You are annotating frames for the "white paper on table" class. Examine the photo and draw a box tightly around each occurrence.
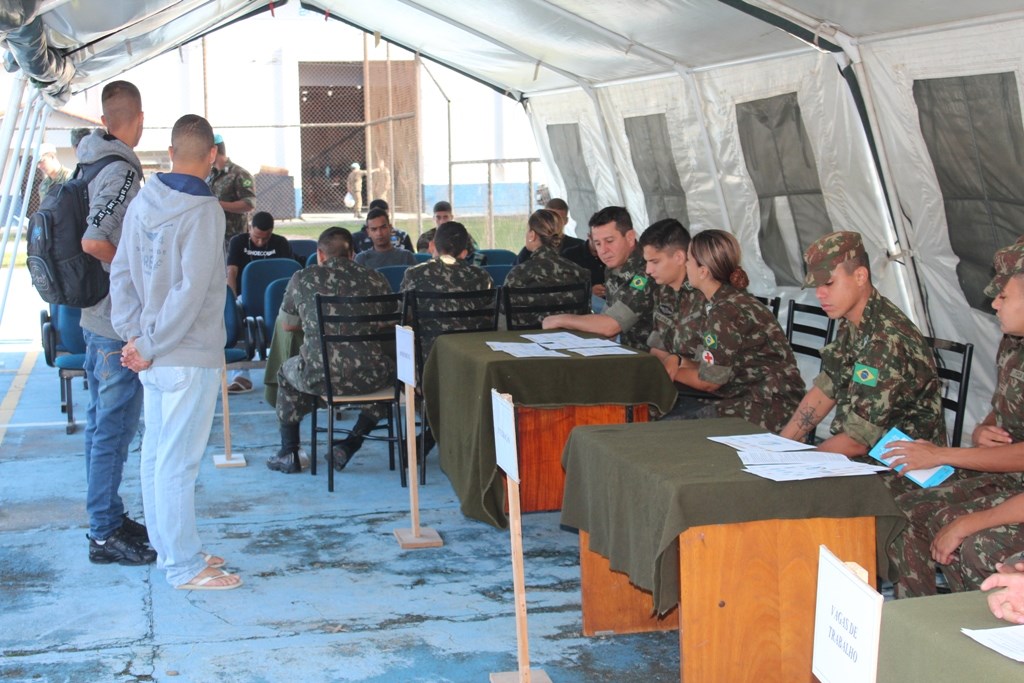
[485,342,569,358]
[737,450,850,466]
[708,433,817,452]
[521,332,618,349]
[962,624,1024,663]
[742,461,887,482]
[569,346,637,356]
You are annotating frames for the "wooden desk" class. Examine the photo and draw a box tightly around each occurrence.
[422,330,677,528]
[878,591,1021,682]
[561,418,907,683]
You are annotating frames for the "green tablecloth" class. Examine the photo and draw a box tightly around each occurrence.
[560,417,907,615]
[879,590,1022,682]
[262,318,303,407]
[422,330,677,529]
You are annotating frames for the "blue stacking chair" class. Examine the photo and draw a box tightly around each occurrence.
[288,239,317,267]
[41,305,87,434]
[484,264,513,286]
[477,248,517,265]
[240,258,300,359]
[263,278,290,339]
[376,264,411,292]
[224,286,250,366]
[306,252,318,267]
[413,252,431,263]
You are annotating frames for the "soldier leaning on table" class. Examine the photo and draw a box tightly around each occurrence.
[885,243,1024,598]
[542,206,655,350]
[777,231,945,496]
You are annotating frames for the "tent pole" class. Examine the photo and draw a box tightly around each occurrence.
[0,75,29,224]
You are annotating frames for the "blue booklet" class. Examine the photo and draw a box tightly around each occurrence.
[868,427,955,488]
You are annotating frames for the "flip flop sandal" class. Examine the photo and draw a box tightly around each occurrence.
[176,568,243,591]
[227,380,253,394]
[203,553,225,568]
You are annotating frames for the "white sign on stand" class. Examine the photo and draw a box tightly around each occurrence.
[396,324,416,388]
[491,388,519,483]
[812,545,883,683]
[393,325,442,550]
[489,390,552,683]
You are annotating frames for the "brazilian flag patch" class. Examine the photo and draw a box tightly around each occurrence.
[703,333,718,349]
[853,363,879,387]
[629,274,649,291]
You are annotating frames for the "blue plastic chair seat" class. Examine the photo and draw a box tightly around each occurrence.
[54,354,85,370]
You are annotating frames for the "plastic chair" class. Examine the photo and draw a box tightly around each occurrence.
[306,252,318,267]
[502,281,591,330]
[263,277,290,338]
[478,249,517,266]
[484,264,513,286]
[404,288,500,484]
[414,252,431,263]
[239,258,300,359]
[312,292,407,492]
[224,285,250,365]
[41,304,87,434]
[376,264,410,293]
[288,239,317,267]
[925,337,974,446]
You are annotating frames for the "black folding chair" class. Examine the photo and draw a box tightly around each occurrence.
[404,288,500,484]
[925,336,974,446]
[312,292,406,492]
[753,295,782,319]
[501,281,591,330]
[785,300,837,367]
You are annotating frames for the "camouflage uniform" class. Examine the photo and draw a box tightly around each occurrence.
[276,257,395,427]
[649,282,703,358]
[683,285,804,432]
[207,159,255,244]
[503,245,591,328]
[816,288,946,449]
[37,166,71,201]
[400,256,493,363]
[604,244,656,351]
[889,335,1024,597]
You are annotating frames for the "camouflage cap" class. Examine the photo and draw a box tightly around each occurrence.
[802,231,867,288]
[984,243,1024,297]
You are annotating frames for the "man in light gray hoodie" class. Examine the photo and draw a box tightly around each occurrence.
[111,114,241,591]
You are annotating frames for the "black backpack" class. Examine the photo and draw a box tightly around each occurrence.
[26,154,128,307]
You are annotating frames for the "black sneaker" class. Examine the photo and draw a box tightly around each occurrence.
[88,529,157,566]
[119,514,150,544]
[267,447,301,474]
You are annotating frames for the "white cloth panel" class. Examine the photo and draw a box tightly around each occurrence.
[527,89,619,239]
[860,20,1024,439]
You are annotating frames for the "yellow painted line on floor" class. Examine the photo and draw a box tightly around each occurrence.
[0,350,38,446]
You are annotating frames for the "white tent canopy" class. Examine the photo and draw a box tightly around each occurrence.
[3,0,1024,441]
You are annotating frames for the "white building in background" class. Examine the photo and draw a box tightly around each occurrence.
[2,2,540,215]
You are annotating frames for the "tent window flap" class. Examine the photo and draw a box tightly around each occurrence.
[546,123,599,225]
[623,113,688,226]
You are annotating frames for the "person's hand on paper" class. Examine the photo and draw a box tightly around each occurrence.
[930,519,967,565]
[973,423,1014,448]
[883,439,944,474]
[981,571,1024,624]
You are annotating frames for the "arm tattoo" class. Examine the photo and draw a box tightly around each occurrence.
[796,407,819,435]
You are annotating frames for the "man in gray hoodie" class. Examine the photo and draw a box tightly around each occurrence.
[78,81,154,567]
[111,114,241,591]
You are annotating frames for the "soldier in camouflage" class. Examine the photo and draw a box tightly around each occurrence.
[779,231,945,483]
[401,221,492,456]
[503,209,591,329]
[401,220,494,364]
[885,242,1024,597]
[206,134,255,246]
[658,229,803,430]
[638,218,703,367]
[542,206,655,350]
[267,227,396,474]
[35,142,71,201]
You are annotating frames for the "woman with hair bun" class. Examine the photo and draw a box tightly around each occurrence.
[503,209,591,328]
[664,229,803,431]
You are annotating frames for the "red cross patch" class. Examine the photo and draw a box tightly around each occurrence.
[702,350,715,365]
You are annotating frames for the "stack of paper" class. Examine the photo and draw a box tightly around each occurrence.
[708,433,887,481]
[962,624,1024,663]
[519,332,637,356]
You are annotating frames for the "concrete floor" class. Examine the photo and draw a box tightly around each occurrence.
[0,278,679,682]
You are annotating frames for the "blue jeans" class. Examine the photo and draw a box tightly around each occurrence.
[83,330,144,541]
[138,366,220,587]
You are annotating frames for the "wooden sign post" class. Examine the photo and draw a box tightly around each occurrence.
[213,361,246,468]
[489,389,552,683]
[393,325,442,549]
